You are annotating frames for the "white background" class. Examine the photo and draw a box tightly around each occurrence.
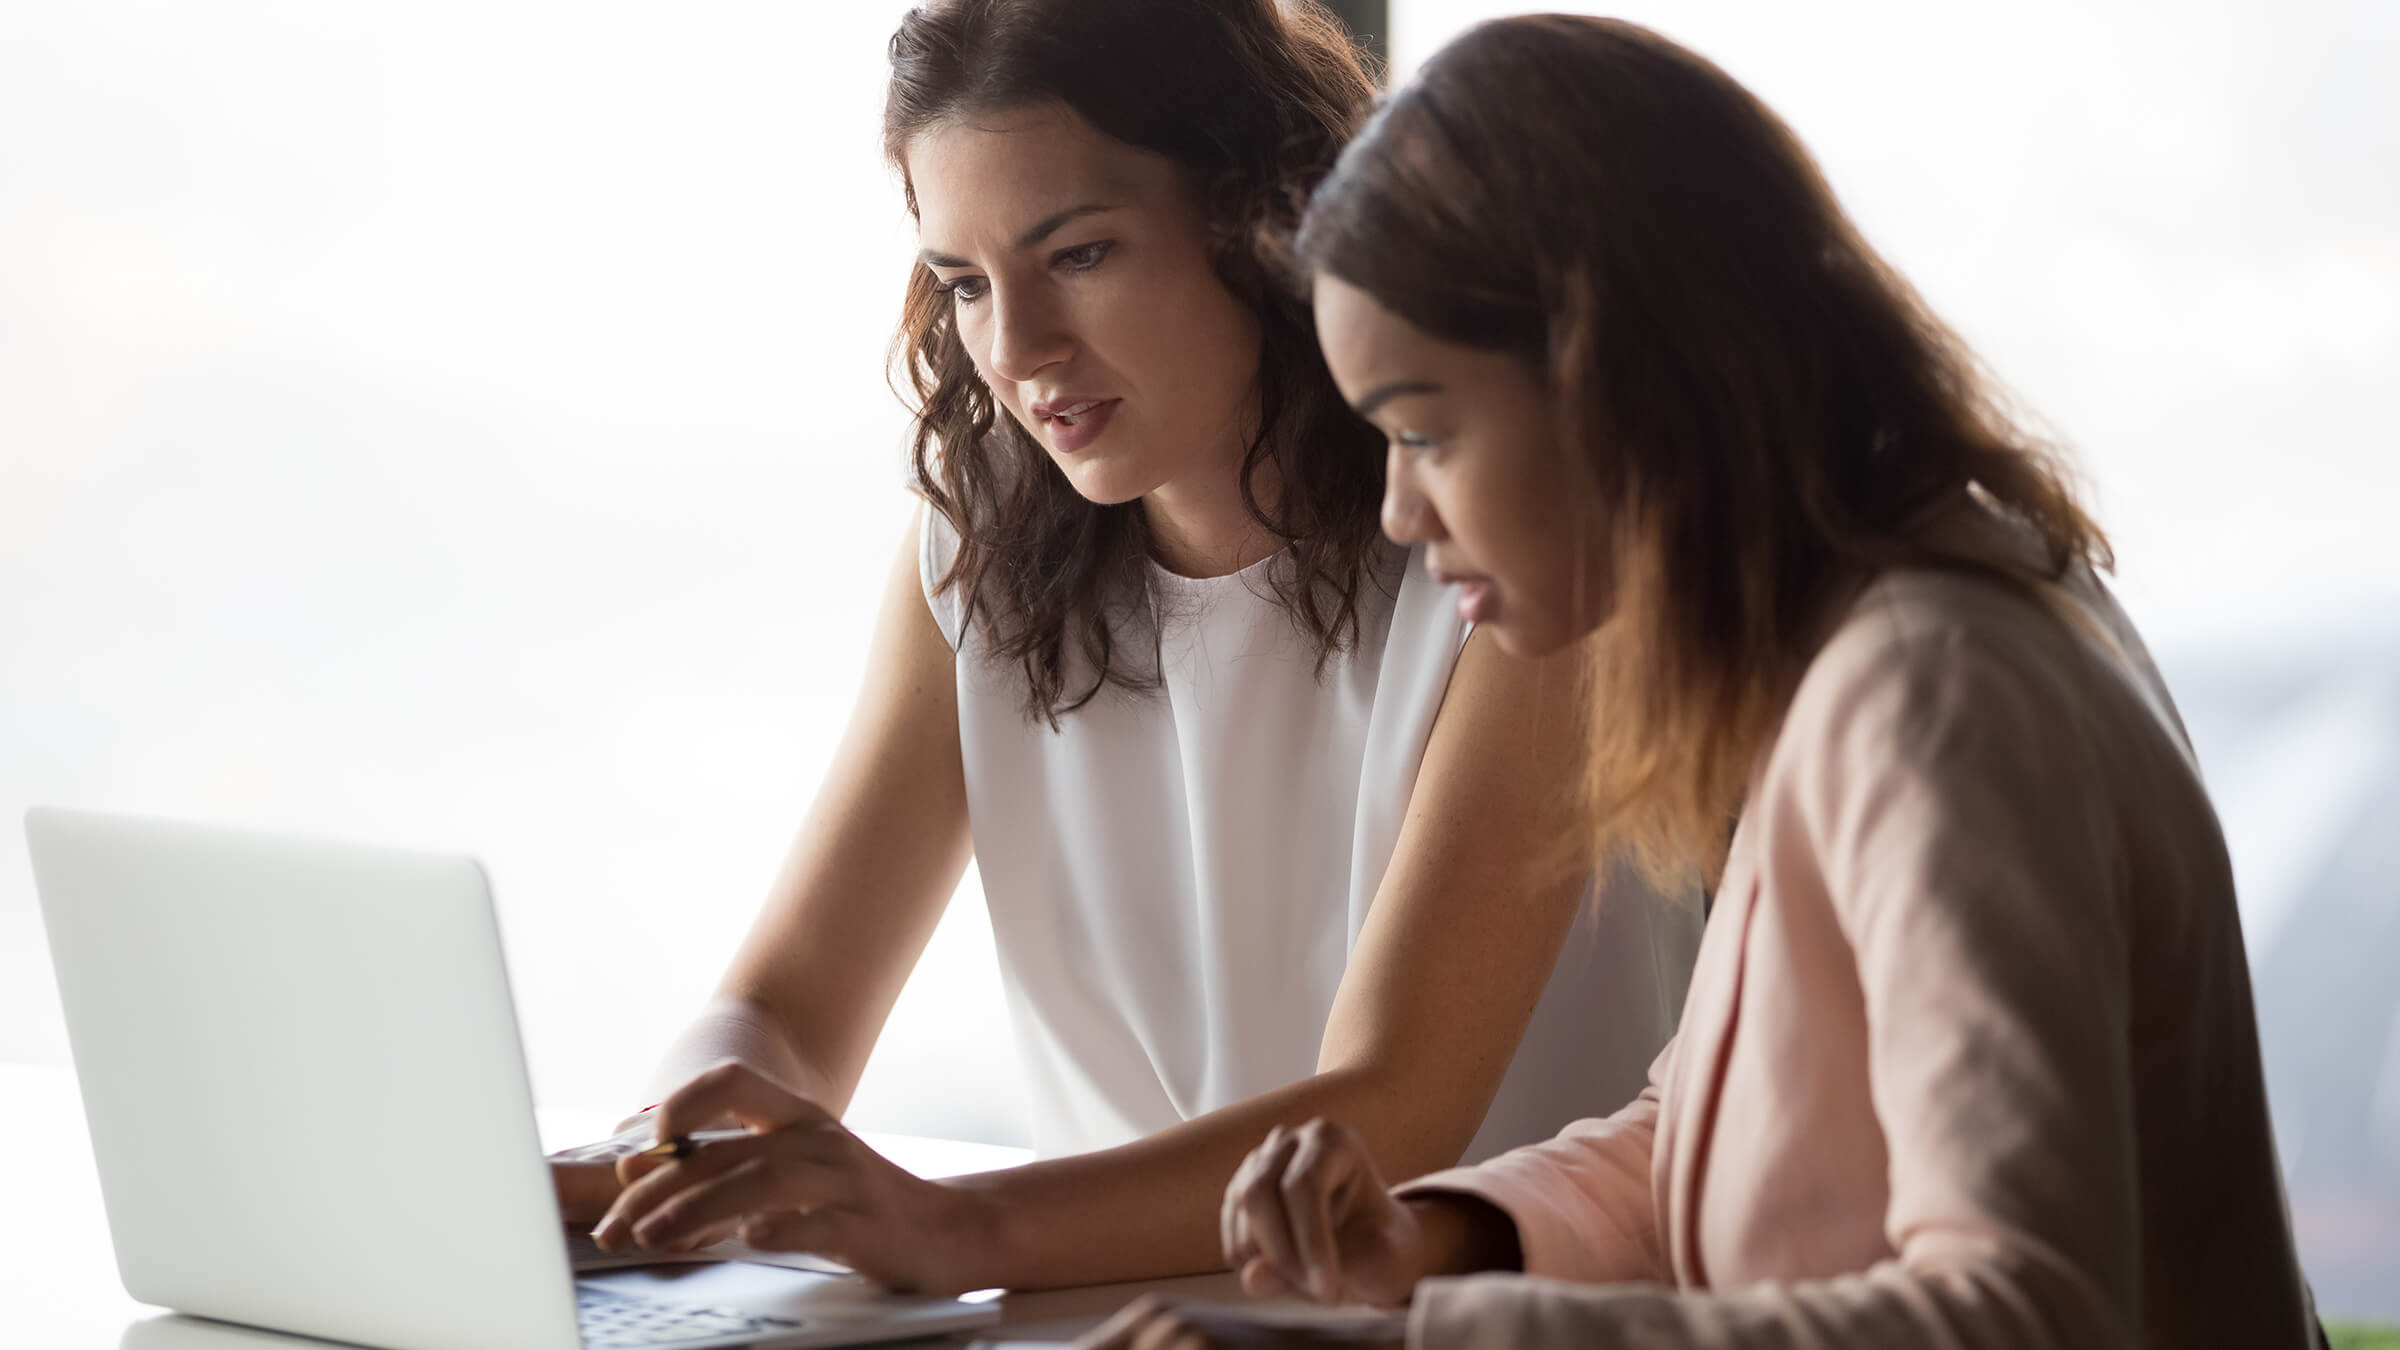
[4,0,2395,1317]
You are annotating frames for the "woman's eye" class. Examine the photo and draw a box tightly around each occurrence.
[1395,429,1440,453]
[1052,240,1114,272]
[935,275,988,305]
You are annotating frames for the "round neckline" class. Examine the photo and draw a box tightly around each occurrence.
[1146,543,1289,597]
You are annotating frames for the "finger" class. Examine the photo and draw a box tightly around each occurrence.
[632,1158,776,1252]
[676,1213,750,1253]
[655,1061,834,1142]
[1283,1120,1359,1303]
[624,1209,749,1259]
[1220,1125,1286,1266]
[1227,1130,1307,1293]
[636,1151,857,1253]
[615,1148,666,1190]
[613,1125,757,1190]
[599,1140,748,1245]
[1237,1253,1298,1300]
[593,1131,774,1249]
[1223,1125,1299,1261]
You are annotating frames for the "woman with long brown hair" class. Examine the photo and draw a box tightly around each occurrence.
[1091,14,2320,1348]
[547,0,1695,1295]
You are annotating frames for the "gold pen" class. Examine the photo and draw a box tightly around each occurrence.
[631,1134,698,1161]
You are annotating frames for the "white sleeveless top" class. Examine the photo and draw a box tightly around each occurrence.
[923,511,1699,1162]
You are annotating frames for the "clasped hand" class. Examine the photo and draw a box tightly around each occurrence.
[1081,1118,1429,1350]
[586,1061,993,1295]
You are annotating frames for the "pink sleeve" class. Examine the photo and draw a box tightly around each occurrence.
[1391,1044,1672,1287]
[1404,625,2256,1350]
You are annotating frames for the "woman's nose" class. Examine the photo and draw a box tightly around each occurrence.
[1381,449,1444,546]
[986,284,1074,384]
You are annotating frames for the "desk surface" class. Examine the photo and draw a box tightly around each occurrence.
[4,1061,1250,1349]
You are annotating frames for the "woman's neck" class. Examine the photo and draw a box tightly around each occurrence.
[1142,457,1287,579]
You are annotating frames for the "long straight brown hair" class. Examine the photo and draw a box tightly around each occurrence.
[885,0,1389,723]
[1298,15,2110,886]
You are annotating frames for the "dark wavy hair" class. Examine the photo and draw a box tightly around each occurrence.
[1298,16,2111,885]
[885,0,1389,723]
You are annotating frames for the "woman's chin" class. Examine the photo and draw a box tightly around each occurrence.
[1483,617,1555,659]
[1481,603,1595,661]
[1054,456,1154,508]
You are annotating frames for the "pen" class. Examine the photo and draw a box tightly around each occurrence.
[631,1134,698,1161]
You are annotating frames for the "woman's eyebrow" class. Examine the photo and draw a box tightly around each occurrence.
[1354,379,1442,417]
[918,202,1120,269]
[1013,201,1116,249]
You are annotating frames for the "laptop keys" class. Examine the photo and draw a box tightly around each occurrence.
[577,1285,804,1347]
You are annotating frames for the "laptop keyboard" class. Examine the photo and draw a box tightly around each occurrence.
[564,1222,851,1276]
[577,1284,806,1348]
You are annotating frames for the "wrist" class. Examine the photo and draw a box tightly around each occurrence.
[925,1173,1013,1295]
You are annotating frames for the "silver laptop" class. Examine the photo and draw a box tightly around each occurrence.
[26,807,1003,1350]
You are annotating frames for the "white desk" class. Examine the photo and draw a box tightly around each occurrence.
[3,1062,1248,1348]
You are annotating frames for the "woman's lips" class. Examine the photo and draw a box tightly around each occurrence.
[1433,569,1500,624]
[1036,398,1121,454]
[1454,578,1499,624]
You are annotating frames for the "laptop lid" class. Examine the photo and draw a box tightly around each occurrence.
[27,807,583,1350]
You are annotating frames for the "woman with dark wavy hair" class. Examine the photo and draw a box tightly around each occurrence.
[1093,13,2321,1349]
[550,0,1695,1295]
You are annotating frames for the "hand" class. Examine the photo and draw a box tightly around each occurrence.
[1221,1119,1425,1308]
[548,1113,667,1223]
[1079,1295,1405,1350]
[589,1061,997,1294]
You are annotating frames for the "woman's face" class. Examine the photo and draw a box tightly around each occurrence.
[906,102,1263,507]
[1312,273,1614,658]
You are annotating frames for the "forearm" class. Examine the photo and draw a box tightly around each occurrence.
[944,1065,1470,1290]
[670,513,970,1124]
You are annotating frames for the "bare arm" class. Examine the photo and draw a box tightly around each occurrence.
[553,513,969,1222]
[617,511,973,1115]
[939,625,1595,1288]
[701,511,974,1113]
[600,616,1607,1293]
